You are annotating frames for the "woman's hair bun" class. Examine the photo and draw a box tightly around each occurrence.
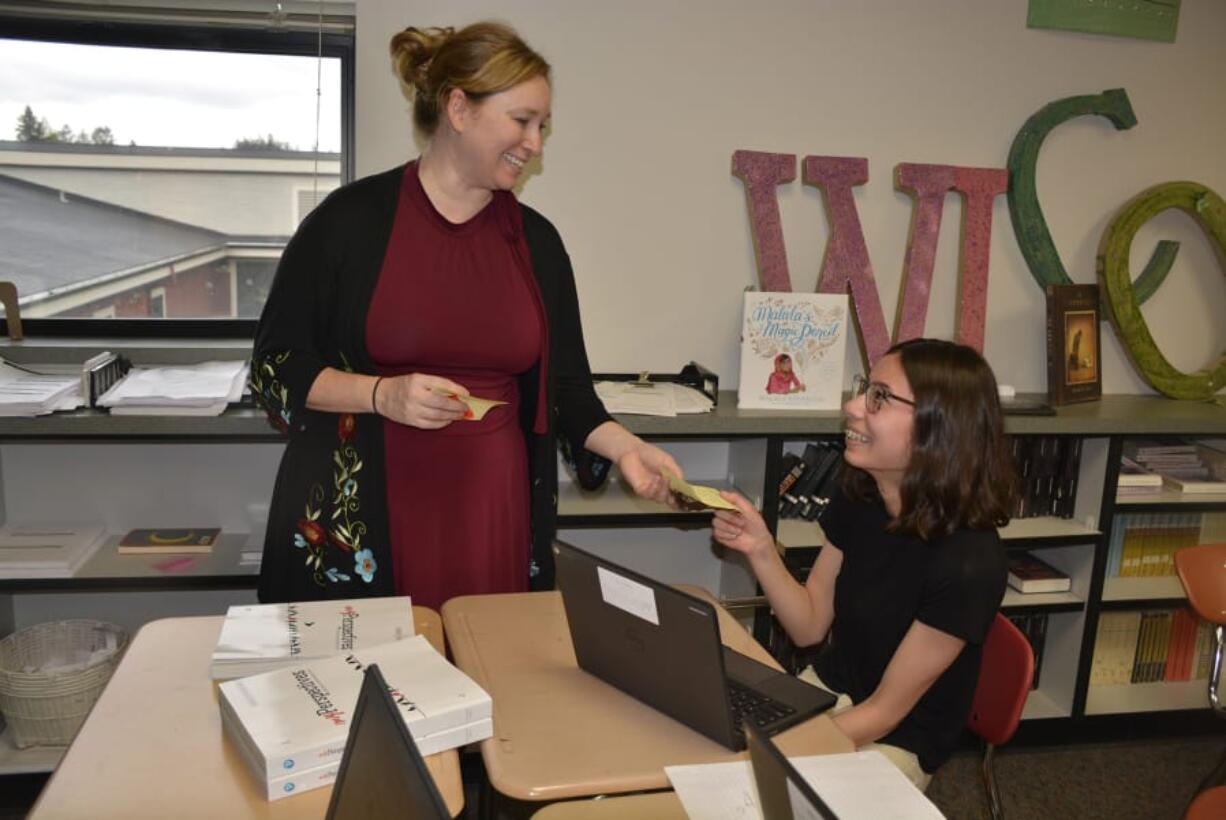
[389,26,455,95]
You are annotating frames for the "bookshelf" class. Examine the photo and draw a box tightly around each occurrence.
[0,385,1223,773]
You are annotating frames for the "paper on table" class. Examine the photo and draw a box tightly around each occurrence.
[431,387,507,421]
[662,469,737,511]
[593,381,714,417]
[666,752,945,820]
[665,760,762,820]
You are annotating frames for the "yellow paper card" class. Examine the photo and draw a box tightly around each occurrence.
[432,387,508,421]
[662,469,737,511]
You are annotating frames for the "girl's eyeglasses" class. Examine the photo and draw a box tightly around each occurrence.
[852,374,916,414]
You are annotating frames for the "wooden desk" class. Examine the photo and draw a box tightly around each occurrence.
[442,590,852,802]
[28,609,464,819]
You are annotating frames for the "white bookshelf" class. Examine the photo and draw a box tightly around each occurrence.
[998,516,1099,541]
[1002,589,1084,608]
[1021,688,1069,720]
[1116,489,1226,506]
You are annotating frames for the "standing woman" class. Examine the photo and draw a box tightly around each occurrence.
[251,22,679,609]
[713,338,1016,788]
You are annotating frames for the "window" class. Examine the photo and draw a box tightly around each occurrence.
[0,6,353,336]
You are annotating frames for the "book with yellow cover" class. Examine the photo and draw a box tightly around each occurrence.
[117,527,220,554]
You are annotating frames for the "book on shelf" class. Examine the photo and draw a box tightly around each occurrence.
[210,596,415,680]
[1118,456,1162,490]
[1007,435,1083,519]
[737,291,849,410]
[1161,473,1226,495]
[0,523,106,578]
[218,635,493,787]
[117,527,220,554]
[1092,608,1211,687]
[1045,283,1101,406]
[778,441,842,521]
[1006,551,1072,594]
[1006,612,1047,690]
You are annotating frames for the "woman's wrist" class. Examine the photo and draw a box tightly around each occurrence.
[370,376,385,415]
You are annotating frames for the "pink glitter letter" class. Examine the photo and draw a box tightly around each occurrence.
[803,156,891,366]
[732,150,798,292]
[952,167,1009,352]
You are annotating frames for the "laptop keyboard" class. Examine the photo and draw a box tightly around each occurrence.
[726,678,797,730]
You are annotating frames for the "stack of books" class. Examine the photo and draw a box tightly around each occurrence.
[1123,440,1226,494]
[219,636,493,800]
[1117,456,1163,496]
[210,596,415,680]
[1090,608,1213,686]
[1104,512,1225,579]
[0,524,106,578]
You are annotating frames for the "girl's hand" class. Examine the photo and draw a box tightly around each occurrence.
[712,491,775,560]
[374,373,469,429]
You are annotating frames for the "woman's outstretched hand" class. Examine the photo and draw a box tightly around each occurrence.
[617,441,683,507]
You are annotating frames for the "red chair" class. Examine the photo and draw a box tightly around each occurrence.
[1174,543,1226,820]
[966,613,1035,820]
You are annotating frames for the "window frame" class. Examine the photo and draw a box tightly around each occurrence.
[0,13,354,340]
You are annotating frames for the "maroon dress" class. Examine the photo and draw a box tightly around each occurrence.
[366,163,545,611]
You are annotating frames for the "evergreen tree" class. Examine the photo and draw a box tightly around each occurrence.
[15,105,47,141]
[234,133,291,151]
[90,126,115,146]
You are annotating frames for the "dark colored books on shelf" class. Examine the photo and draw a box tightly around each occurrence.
[1009,435,1082,519]
[1006,612,1048,690]
[776,441,843,521]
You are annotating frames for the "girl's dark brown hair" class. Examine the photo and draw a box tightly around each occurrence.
[844,338,1016,539]
[389,22,550,137]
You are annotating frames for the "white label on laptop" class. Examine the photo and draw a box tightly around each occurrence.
[597,567,659,626]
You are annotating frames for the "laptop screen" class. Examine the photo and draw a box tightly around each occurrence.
[745,723,839,820]
[325,664,450,820]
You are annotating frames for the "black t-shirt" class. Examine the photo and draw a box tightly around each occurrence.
[813,484,1006,773]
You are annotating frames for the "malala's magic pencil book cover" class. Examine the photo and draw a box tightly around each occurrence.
[737,292,848,410]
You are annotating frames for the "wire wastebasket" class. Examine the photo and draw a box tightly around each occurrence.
[0,620,127,748]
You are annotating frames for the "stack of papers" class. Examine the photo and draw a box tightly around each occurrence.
[0,524,107,578]
[97,360,248,416]
[219,635,493,801]
[210,597,416,680]
[666,751,944,820]
[595,381,714,417]
[0,360,85,416]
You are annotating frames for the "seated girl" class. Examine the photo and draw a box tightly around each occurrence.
[714,338,1016,789]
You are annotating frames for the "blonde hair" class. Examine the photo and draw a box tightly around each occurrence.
[389,22,551,137]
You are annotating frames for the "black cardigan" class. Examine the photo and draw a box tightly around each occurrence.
[250,164,611,603]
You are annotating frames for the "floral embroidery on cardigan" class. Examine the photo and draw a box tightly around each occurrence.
[249,350,293,432]
[294,411,375,587]
[277,353,377,588]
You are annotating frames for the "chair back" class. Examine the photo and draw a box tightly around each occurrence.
[967,613,1035,747]
[1175,543,1226,627]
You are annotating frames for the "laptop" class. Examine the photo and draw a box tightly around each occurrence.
[745,722,840,820]
[325,664,450,820]
[552,539,836,751]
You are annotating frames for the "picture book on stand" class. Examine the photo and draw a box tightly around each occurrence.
[738,291,848,410]
[1045,283,1101,405]
[219,635,492,793]
[210,596,415,680]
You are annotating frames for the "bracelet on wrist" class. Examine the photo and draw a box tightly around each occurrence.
[371,376,384,414]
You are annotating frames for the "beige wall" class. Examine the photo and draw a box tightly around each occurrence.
[355,0,1226,394]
